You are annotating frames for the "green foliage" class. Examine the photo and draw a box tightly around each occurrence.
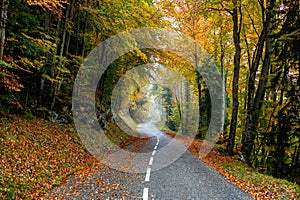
[168,106,180,131]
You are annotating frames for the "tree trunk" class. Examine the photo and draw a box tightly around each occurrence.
[241,16,267,165]
[81,0,90,57]
[227,1,242,155]
[183,79,190,135]
[197,71,202,135]
[39,10,51,105]
[194,43,202,136]
[0,0,8,60]
[50,76,63,110]
[65,0,75,56]
[51,0,72,110]
[205,88,211,125]
[241,0,275,164]
[59,0,71,57]
[50,18,62,98]
[75,4,81,56]
[39,73,45,105]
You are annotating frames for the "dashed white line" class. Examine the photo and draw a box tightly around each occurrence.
[152,150,156,156]
[145,167,151,182]
[142,137,160,199]
[143,188,149,200]
[149,157,154,166]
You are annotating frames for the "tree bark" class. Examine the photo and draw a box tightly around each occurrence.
[60,0,71,57]
[197,71,202,135]
[51,0,72,110]
[0,0,8,60]
[241,0,275,164]
[39,9,51,105]
[227,0,242,155]
[183,79,190,135]
[75,3,81,56]
[50,76,63,110]
[194,44,202,136]
[65,0,75,56]
[81,0,90,57]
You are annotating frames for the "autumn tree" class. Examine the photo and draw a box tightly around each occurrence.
[225,0,243,156]
[241,0,276,164]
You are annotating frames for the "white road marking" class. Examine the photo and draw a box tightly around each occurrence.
[145,167,151,182]
[143,188,149,200]
[149,157,154,166]
[142,136,160,199]
[152,150,156,156]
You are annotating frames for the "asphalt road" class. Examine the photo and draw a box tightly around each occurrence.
[44,123,253,200]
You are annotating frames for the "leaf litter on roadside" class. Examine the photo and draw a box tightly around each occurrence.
[165,132,299,200]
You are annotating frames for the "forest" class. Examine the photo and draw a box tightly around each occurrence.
[0,0,299,191]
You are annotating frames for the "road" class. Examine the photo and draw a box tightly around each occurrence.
[44,123,253,199]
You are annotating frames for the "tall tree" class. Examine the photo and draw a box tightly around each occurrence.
[241,0,276,164]
[0,0,8,59]
[227,0,242,155]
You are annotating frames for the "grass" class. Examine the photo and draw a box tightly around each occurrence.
[0,115,133,199]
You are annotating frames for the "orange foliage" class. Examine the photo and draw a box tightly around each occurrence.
[0,68,23,92]
[26,0,67,17]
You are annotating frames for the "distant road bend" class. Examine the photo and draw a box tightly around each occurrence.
[44,122,253,200]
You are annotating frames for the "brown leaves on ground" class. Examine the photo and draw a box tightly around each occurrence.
[0,115,95,199]
[0,115,149,199]
[41,161,133,199]
[166,132,300,200]
[41,136,149,199]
